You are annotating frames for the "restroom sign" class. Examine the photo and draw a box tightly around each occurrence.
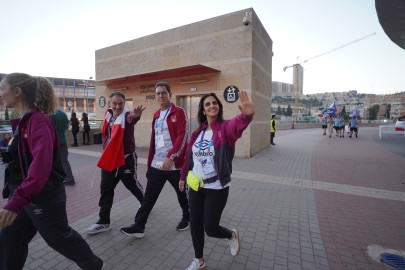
[223,85,239,103]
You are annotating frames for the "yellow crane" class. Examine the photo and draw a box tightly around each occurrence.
[283,32,376,124]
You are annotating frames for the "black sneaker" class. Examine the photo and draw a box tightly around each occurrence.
[120,223,145,238]
[176,219,190,231]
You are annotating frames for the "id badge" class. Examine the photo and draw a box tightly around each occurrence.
[156,134,165,149]
[201,157,215,174]
[155,161,163,169]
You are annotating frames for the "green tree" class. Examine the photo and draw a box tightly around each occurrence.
[5,108,9,120]
[281,107,286,116]
[277,105,282,115]
[368,104,380,120]
[286,104,292,116]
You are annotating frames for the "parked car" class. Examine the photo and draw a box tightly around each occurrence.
[395,116,405,131]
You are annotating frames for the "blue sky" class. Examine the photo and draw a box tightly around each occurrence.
[1,0,404,95]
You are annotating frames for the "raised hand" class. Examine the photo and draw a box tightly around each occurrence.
[237,90,255,116]
[133,105,146,118]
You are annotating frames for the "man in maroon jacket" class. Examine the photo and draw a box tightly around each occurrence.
[120,82,190,238]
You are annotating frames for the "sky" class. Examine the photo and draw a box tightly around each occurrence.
[1,0,404,95]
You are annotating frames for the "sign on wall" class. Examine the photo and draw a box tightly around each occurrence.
[99,96,106,108]
[223,85,239,103]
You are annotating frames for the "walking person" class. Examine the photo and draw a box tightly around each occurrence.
[339,114,345,138]
[0,73,103,270]
[0,133,12,152]
[86,92,145,234]
[270,114,276,145]
[328,117,334,138]
[120,81,190,237]
[321,116,328,135]
[349,116,359,138]
[70,112,79,147]
[50,109,76,186]
[81,112,91,145]
[180,91,254,270]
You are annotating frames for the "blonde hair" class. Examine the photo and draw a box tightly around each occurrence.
[4,73,56,114]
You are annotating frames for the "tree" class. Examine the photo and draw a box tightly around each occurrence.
[5,108,9,120]
[281,107,286,116]
[277,105,282,115]
[368,105,380,120]
[286,104,292,116]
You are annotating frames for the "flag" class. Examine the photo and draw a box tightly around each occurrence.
[97,108,129,172]
[325,100,337,116]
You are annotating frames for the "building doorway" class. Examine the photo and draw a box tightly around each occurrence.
[177,95,203,137]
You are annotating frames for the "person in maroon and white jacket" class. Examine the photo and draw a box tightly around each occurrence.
[180,91,254,270]
[120,82,190,238]
[0,73,103,270]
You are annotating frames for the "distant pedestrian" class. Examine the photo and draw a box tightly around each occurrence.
[181,91,254,270]
[321,117,328,135]
[0,73,103,270]
[270,114,276,145]
[349,116,359,138]
[0,133,12,152]
[70,112,79,147]
[50,109,76,186]
[86,91,145,235]
[328,117,334,138]
[334,116,340,137]
[339,115,345,138]
[120,82,190,238]
[81,112,91,145]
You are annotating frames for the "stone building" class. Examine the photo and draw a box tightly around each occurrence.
[95,8,273,157]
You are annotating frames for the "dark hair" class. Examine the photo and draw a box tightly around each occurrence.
[196,93,224,131]
[109,91,125,100]
[4,73,56,114]
[71,112,77,119]
[155,82,171,95]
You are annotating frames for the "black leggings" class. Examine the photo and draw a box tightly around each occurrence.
[189,187,232,258]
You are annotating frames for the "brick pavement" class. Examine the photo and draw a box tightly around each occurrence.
[0,127,404,269]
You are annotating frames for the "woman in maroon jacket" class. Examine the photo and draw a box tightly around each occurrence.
[0,73,103,270]
[180,91,254,270]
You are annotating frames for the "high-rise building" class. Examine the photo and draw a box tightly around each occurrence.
[293,64,304,97]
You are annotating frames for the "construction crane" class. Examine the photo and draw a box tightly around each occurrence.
[283,32,376,123]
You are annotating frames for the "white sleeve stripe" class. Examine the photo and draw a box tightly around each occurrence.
[170,107,188,160]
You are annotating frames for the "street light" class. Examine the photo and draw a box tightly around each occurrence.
[82,76,93,113]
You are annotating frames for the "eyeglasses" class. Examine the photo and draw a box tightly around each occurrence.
[156,91,169,96]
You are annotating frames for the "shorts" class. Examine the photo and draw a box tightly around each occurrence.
[334,126,340,130]
[322,125,327,129]
[350,127,358,132]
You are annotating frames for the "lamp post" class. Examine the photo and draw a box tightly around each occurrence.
[83,77,93,114]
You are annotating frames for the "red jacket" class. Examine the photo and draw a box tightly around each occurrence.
[147,104,188,169]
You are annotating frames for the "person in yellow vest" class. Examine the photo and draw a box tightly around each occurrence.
[270,114,276,145]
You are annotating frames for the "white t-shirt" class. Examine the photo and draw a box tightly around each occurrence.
[191,129,229,190]
[151,108,177,170]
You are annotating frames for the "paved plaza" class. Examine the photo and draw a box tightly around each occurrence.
[1,126,404,269]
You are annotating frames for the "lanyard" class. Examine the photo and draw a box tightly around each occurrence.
[198,129,207,153]
[155,104,171,132]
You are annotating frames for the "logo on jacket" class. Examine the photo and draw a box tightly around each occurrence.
[218,131,222,138]
[33,208,43,215]
[171,115,177,122]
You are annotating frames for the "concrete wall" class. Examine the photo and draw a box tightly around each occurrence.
[95,8,273,157]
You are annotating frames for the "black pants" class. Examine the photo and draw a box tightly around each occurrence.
[0,184,103,270]
[189,187,232,258]
[270,132,275,144]
[135,167,189,226]
[98,153,144,224]
[60,144,75,183]
[83,125,90,144]
[72,129,79,146]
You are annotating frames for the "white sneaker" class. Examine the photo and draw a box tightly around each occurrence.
[185,258,206,270]
[228,229,240,256]
[85,224,111,234]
